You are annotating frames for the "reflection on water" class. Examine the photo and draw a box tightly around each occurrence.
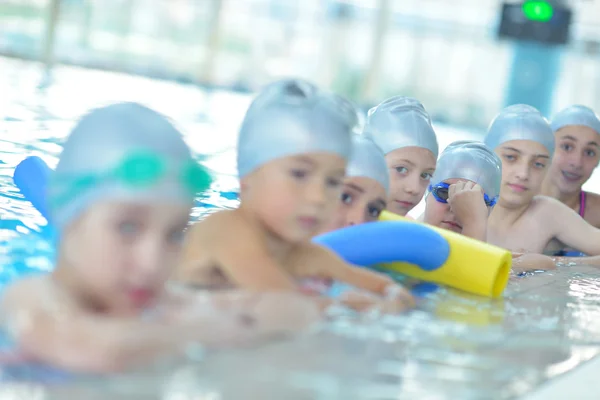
[2,57,600,399]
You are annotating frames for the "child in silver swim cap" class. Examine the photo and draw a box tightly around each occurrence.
[484,104,600,257]
[422,140,556,272]
[0,102,321,372]
[178,79,413,313]
[364,96,438,216]
[323,134,389,231]
[542,105,600,231]
[423,140,500,242]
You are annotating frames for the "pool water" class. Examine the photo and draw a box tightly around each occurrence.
[2,57,600,399]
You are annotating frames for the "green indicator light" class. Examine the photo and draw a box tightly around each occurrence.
[522,1,554,22]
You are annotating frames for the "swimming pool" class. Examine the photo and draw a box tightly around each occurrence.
[2,56,600,399]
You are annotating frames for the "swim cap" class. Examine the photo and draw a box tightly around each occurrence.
[346,135,389,194]
[364,96,439,158]
[551,105,600,135]
[430,140,502,199]
[49,102,211,231]
[484,104,554,157]
[237,79,357,178]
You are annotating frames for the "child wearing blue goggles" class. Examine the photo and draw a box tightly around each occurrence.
[422,140,501,242]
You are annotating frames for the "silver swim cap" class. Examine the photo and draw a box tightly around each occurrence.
[484,104,554,157]
[364,96,439,158]
[237,79,357,178]
[346,135,389,194]
[551,105,600,135]
[430,140,502,200]
[49,102,211,231]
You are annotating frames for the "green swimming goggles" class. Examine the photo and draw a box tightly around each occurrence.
[50,150,213,206]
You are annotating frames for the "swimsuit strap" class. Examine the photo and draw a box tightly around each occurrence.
[580,191,587,218]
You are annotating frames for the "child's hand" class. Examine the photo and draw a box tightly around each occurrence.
[339,285,415,314]
[379,284,415,313]
[448,181,489,223]
[448,181,488,240]
[246,292,322,333]
[339,291,381,311]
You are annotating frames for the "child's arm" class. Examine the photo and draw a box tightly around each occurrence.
[299,245,415,312]
[181,212,298,291]
[550,255,600,267]
[1,283,320,373]
[511,253,556,273]
[548,199,600,256]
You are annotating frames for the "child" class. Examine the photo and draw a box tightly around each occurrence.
[422,140,500,242]
[542,105,600,231]
[177,79,414,312]
[364,96,438,216]
[323,134,389,231]
[421,139,555,272]
[0,103,321,373]
[485,104,600,255]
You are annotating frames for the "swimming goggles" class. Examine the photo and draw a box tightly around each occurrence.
[50,150,213,206]
[428,182,497,207]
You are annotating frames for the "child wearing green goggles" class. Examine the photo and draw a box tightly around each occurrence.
[0,102,321,373]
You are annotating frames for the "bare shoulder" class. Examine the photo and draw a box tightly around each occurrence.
[187,209,259,242]
[0,276,62,328]
[531,195,576,218]
[1,276,48,309]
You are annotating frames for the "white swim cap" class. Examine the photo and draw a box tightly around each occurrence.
[551,105,600,135]
[346,135,389,194]
[236,79,357,178]
[484,104,554,157]
[364,96,439,158]
[49,102,211,231]
[431,140,502,200]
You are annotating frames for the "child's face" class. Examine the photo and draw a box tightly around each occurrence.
[325,176,387,231]
[423,178,465,233]
[242,152,347,243]
[61,200,190,315]
[549,126,600,193]
[385,147,436,216]
[495,140,550,206]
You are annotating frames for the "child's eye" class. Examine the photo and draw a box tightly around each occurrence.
[290,169,308,179]
[327,177,342,188]
[561,143,573,152]
[168,229,186,245]
[368,205,383,218]
[341,192,353,204]
[118,220,141,237]
[395,166,408,174]
[503,154,516,161]
[534,162,546,169]
[586,149,596,157]
[421,172,432,180]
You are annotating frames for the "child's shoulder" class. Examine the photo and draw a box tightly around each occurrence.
[531,195,584,226]
[1,276,53,314]
[187,208,266,248]
[188,209,247,235]
[531,195,570,214]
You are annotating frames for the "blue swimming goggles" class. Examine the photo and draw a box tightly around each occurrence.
[50,150,213,206]
[428,182,498,207]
